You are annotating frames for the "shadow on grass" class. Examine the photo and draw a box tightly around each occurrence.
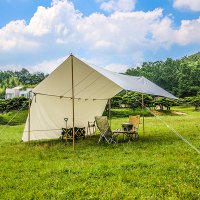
[25,133,178,149]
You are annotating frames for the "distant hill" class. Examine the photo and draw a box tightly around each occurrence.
[126,52,200,98]
[182,52,200,62]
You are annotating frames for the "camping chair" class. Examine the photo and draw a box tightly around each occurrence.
[128,115,140,140]
[95,116,119,144]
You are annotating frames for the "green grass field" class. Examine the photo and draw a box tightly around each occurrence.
[0,106,200,199]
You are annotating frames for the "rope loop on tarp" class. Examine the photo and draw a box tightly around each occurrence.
[31,91,109,101]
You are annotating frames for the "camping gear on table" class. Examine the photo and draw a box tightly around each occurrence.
[122,123,133,131]
[127,115,140,140]
[120,115,140,141]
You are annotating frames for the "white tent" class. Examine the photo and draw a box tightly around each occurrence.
[22,55,177,142]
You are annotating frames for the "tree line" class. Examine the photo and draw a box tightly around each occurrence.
[125,52,200,98]
[111,91,200,111]
[0,68,47,99]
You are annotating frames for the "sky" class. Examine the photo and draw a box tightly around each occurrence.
[0,0,200,73]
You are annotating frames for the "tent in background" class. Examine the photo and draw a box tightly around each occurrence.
[22,55,177,142]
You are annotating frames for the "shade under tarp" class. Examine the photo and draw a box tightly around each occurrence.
[22,55,177,141]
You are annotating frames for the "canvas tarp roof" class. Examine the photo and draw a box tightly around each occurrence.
[22,55,177,141]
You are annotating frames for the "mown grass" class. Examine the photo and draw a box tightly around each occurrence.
[110,108,152,118]
[0,107,200,199]
[0,110,27,126]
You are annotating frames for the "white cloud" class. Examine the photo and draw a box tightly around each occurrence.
[175,18,200,45]
[27,1,81,37]
[0,0,200,72]
[0,20,40,51]
[151,16,200,47]
[173,0,200,11]
[100,0,136,12]
[0,56,66,74]
[78,8,166,53]
[28,56,67,73]
[0,65,23,72]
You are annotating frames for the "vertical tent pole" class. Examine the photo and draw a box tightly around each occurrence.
[28,91,31,144]
[142,93,144,134]
[108,99,111,127]
[71,54,75,151]
[66,121,68,142]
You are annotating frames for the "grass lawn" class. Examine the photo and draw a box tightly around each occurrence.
[0,106,200,199]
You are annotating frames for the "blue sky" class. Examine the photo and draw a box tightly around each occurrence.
[0,0,200,73]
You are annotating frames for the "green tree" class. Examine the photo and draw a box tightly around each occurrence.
[125,52,200,98]
[191,96,200,110]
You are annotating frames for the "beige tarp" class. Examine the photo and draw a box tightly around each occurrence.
[22,55,177,141]
[22,56,122,141]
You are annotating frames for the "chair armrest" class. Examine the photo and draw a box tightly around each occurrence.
[112,128,122,133]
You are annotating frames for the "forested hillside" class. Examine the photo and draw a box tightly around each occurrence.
[126,52,200,98]
[0,68,47,99]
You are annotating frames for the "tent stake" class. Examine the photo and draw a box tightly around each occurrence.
[28,91,31,144]
[142,93,145,134]
[71,54,75,151]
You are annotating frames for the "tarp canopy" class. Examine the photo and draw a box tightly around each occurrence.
[22,55,177,141]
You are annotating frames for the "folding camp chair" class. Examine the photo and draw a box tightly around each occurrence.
[128,115,140,140]
[95,116,119,144]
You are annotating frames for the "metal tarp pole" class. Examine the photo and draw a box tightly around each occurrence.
[71,54,75,150]
[108,99,111,127]
[142,93,144,133]
[28,91,31,143]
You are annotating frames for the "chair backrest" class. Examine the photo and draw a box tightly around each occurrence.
[95,116,112,136]
[129,115,140,129]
